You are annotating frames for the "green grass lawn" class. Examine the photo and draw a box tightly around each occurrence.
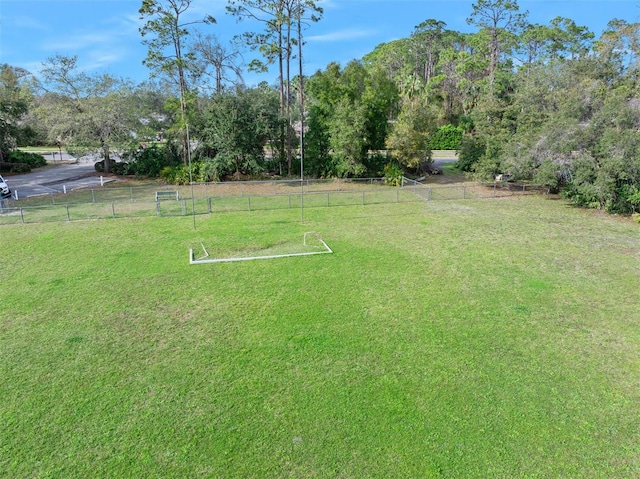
[1,197,639,477]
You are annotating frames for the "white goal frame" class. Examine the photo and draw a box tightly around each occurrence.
[189,232,333,264]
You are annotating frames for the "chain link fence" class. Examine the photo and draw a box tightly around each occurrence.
[0,178,546,225]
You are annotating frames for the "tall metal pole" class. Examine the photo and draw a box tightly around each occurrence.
[187,123,196,230]
[298,0,305,224]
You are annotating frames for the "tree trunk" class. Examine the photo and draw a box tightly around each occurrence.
[102,142,111,174]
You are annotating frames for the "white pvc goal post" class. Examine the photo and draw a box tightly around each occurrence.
[189,232,333,264]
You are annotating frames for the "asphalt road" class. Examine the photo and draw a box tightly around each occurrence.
[5,155,113,199]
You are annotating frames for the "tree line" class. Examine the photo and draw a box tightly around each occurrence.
[2,0,640,214]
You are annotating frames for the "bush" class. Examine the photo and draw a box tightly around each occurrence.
[0,161,30,173]
[562,182,601,209]
[364,153,389,177]
[121,144,178,178]
[429,125,463,150]
[383,162,404,187]
[10,163,30,173]
[94,159,116,173]
[456,136,485,172]
[110,161,131,175]
[7,150,46,169]
[160,159,222,185]
[534,159,561,193]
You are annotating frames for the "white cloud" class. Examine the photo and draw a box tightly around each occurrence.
[12,15,48,30]
[43,32,115,52]
[307,28,376,43]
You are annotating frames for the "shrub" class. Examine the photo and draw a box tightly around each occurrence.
[195,158,221,183]
[429,125,463,150]
[0,162,30,173]
[534,159,561,193]
[160,159,221,185]
[456,136,485,172]
[94,159,116,173]
[110,161,131,175]
[383,162,404,187]
[7,150,46,169]
[562,182,601,209]
[364,153,388,177]
[121,144,179,178]
[160,166,177,183]
[11,163,30,173]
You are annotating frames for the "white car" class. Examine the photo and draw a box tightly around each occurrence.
[0,174,11,199]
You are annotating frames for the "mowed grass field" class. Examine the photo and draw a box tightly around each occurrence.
[1,196,639,478]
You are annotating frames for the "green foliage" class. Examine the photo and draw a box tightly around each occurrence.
[306,61,399,177]
[34,55,139,174]
[0,161,29,173]
[0,150,46,173]
[364,152,389,177]
[121,144,179,177]
[627,185,640,212]
[201,86,278,178]
[0,65,30,160]
[328,99,368,177]
[456,135,485,172]
[8,150,46,168]
[472,155,502,182]
[533,159,561,193]
[386,104,434,174]
[383,162,404,186]
[428,124,463,150]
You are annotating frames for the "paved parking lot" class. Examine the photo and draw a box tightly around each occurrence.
[5,158,114,199]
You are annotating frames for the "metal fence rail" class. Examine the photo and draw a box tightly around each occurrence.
[0,180,544,225]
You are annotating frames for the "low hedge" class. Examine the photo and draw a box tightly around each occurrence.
[8,151,47,169]
[0,162,30,173]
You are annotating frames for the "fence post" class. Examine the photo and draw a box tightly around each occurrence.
[288,195,291,209]
[327,192,330,207]
[208,197,212,213]
[66,205,71,221]
[156,201,161,216]
[248,196,251,211]
[20,208,24,224]
[112,202,116,218]
[463,186,466,199]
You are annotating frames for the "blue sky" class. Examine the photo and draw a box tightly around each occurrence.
[1,0,639,87]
